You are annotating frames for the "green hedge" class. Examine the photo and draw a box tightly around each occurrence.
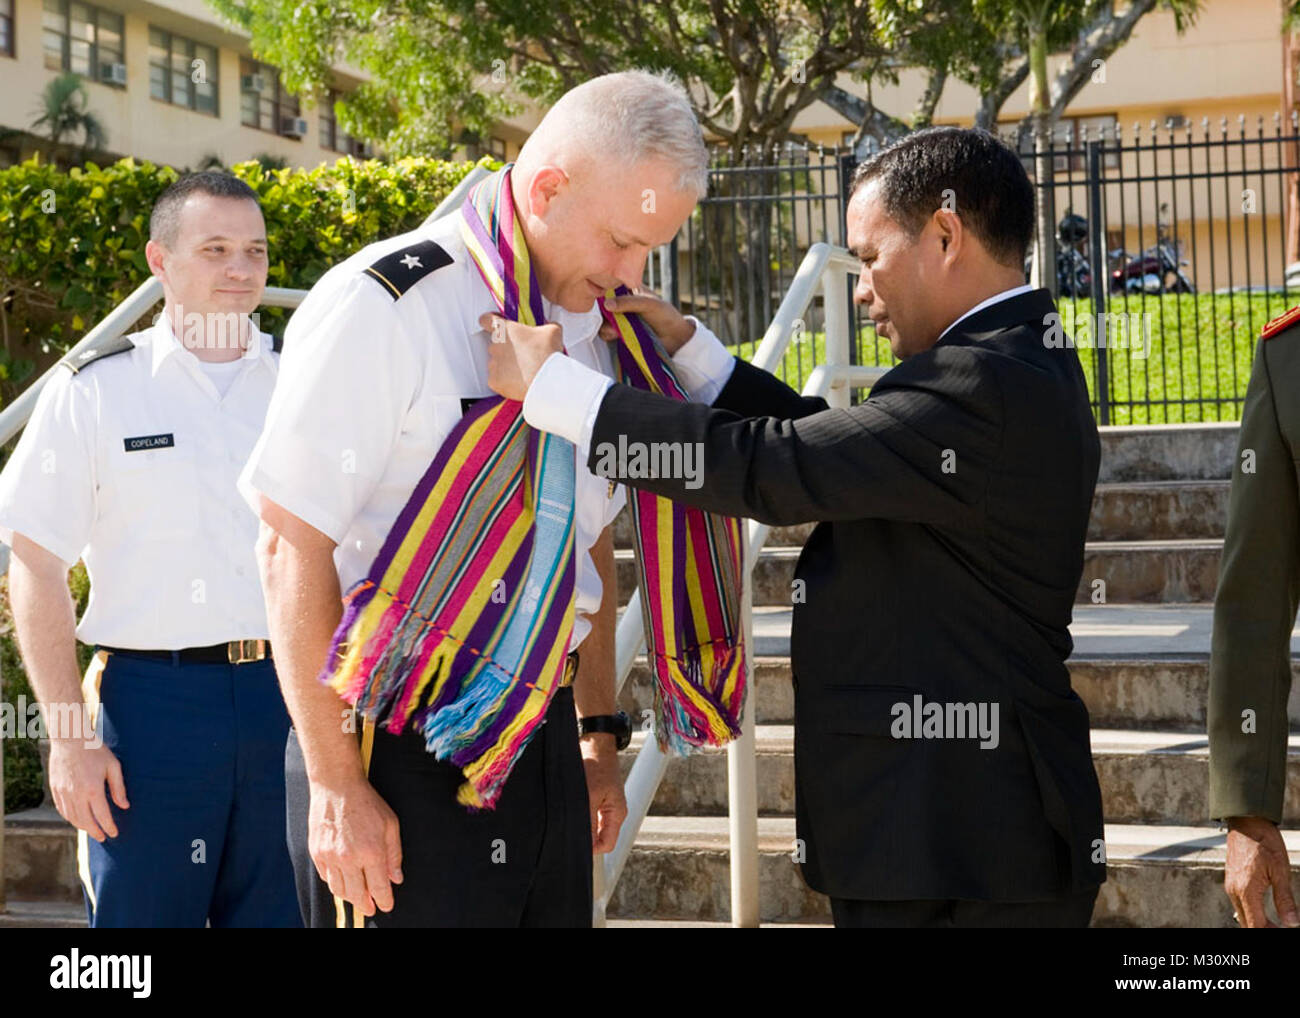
[0,153,495,404]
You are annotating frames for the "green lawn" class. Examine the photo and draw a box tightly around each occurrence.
[729,292,1297,425]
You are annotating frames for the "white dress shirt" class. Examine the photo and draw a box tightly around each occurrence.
[0,314,280,649]
[239,212,645,648]
[524,316,736,455]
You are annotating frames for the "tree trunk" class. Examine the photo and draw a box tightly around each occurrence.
[1027,25,1056,293]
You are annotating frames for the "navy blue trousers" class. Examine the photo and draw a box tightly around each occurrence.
[79,650,301,928]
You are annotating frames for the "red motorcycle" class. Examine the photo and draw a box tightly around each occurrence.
[1107,207,1195,295]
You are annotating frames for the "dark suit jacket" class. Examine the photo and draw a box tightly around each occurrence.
[591,288,1106,901]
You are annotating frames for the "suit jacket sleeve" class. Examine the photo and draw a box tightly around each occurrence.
[588,348,1000,529]
[711,358,831,420]
[1208,337,1300,823]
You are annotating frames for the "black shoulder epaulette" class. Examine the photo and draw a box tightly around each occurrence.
[272,332,283,353]
[363,240,453,300]
[60,335,135,374]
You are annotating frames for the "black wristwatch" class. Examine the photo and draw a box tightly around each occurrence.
[579,711,632,751]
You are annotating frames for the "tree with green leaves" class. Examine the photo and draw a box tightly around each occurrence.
[824,0,1202,146]
[29,73,108,167]
[205,0,885,157]
[818,0,1201,287]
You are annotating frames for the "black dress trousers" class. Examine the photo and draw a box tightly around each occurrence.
[285,686,592,927]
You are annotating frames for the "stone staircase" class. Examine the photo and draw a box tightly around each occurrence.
[6,423,1299,927]
[606,421,1300,927]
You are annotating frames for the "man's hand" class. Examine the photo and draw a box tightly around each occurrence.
[580,734,628,853]
[482,313,563,402]
[307,774,404,918]
[8,534,127,842]
[48,739,128,842]
[597,289,696,355]
[1224,815,1300,927]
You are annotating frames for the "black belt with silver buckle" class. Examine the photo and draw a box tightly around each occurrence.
[560,650,579,687]
[98,640,273,665]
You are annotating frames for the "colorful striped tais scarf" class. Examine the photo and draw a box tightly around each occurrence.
[321,164,746,810]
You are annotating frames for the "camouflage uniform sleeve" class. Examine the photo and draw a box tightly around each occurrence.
[1208,334,1300,822]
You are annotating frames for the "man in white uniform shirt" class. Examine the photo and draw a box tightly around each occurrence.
[241,70,729,927]
[0,172,300,927]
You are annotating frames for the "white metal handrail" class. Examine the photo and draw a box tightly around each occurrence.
[596,242,886,927]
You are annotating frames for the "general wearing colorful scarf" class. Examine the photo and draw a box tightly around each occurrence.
[321,164,746,810]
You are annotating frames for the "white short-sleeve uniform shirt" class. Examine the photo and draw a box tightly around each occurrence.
[0,315,280,649]
[238,211,628,648]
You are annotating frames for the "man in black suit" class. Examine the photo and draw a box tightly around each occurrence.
[485,127,1106,927]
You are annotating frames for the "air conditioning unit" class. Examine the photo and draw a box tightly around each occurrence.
[280,116,308,139]
[100,62,127,86]
[241,74,265,94]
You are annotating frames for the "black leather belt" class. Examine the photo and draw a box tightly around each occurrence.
[98,640,273,665]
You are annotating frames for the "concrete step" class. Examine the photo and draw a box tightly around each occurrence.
[1097,423,1237,483]
[2,807,80,905]
[617,541,1227,607]
[1093,730,1300,825]
[1079,539,1221,604]
[616,726,1300,826]
[1070,657,1300,731]
[607,816,1300,926]
[619,726,792,817]
[0,899,86,928]
[1087,481,1228,542]
[1072,605,1300,738]
[612,481,1228,550]
[619,653,1300,732]
[617,605,1300,729]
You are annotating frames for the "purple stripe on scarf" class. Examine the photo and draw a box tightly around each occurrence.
[462,190,508,308]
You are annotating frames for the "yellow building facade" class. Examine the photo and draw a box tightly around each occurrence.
[0,0,373,169]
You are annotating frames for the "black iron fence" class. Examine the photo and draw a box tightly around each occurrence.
[648,143,858,392]
[656,115,1300,424]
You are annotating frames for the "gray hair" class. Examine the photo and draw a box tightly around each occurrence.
[521,69,709,199]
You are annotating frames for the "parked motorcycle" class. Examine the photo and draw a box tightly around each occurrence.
[1107,215,1195,295]
[1055,213,1091,297]
[1039,208,1196,297]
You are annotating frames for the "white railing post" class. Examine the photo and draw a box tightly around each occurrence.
[727,530,760,927]
[822,264,852,409]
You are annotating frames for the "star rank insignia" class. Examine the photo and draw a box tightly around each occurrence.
[364,240,453,300]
